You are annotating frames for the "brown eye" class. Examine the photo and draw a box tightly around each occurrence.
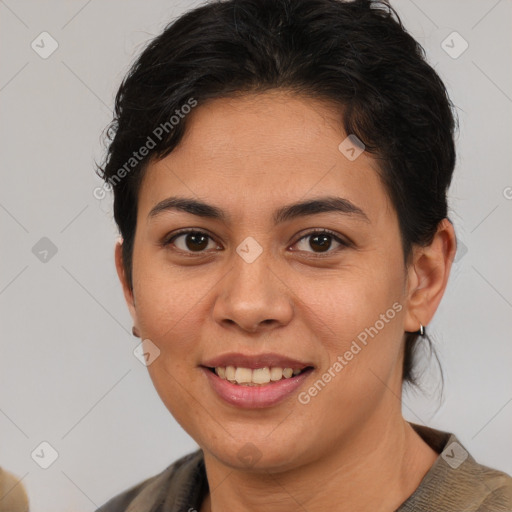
[293,230,348,254]
[167,230,217,253]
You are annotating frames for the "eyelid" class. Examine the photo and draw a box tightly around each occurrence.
[293,228,350,251]
[162,228,221,252]
[162,228,350,255]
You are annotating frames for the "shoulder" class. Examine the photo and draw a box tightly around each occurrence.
[401,424,512,511]
[473,461,512,511]
[95,449,204,512]
[439,437,512,510]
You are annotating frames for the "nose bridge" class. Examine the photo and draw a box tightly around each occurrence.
[228,240,277,301]
[212,239,293,331]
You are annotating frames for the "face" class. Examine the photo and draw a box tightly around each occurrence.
[117,91,426,472]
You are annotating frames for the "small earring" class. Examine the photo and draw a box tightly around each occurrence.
[132,326,140,338]
[405,323,426,336]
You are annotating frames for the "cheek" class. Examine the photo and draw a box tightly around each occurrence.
[301,288,405,418]
[132,259,203,352]
[296,265,405,393]
[300,264,403,339]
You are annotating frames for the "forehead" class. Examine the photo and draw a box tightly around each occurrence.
[138,91,392,225]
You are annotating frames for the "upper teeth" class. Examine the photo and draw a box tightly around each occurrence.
[215,366,302,385]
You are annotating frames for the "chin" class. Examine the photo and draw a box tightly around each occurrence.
[202,431,309,473]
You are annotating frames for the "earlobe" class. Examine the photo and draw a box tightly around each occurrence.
[403,218,457,333]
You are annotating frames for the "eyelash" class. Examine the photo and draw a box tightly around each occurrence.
[162,228,349,256]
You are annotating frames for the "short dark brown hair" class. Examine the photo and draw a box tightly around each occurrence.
[97,0,457,386]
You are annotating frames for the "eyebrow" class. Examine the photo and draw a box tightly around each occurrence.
[148,195,370,224]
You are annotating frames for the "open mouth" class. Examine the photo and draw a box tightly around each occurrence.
[206,365,314,386]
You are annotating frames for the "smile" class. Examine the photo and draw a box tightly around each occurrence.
[208,365,312,385]
[201,366,314,409]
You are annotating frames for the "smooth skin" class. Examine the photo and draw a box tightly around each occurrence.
[115,91,457,512]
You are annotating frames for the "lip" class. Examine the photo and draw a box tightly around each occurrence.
[201,352,313,370]
[201,366,314,409]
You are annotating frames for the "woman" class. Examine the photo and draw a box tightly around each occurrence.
[95,0,512,510]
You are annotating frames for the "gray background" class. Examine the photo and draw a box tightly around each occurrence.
[0,0,511,510]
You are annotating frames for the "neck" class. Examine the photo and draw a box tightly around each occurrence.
[201,413,438,512]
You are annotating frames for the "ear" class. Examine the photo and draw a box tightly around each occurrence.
[114,239,138,326]
[403,218,457,333]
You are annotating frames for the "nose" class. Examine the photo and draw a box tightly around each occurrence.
[212,249,294,334]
